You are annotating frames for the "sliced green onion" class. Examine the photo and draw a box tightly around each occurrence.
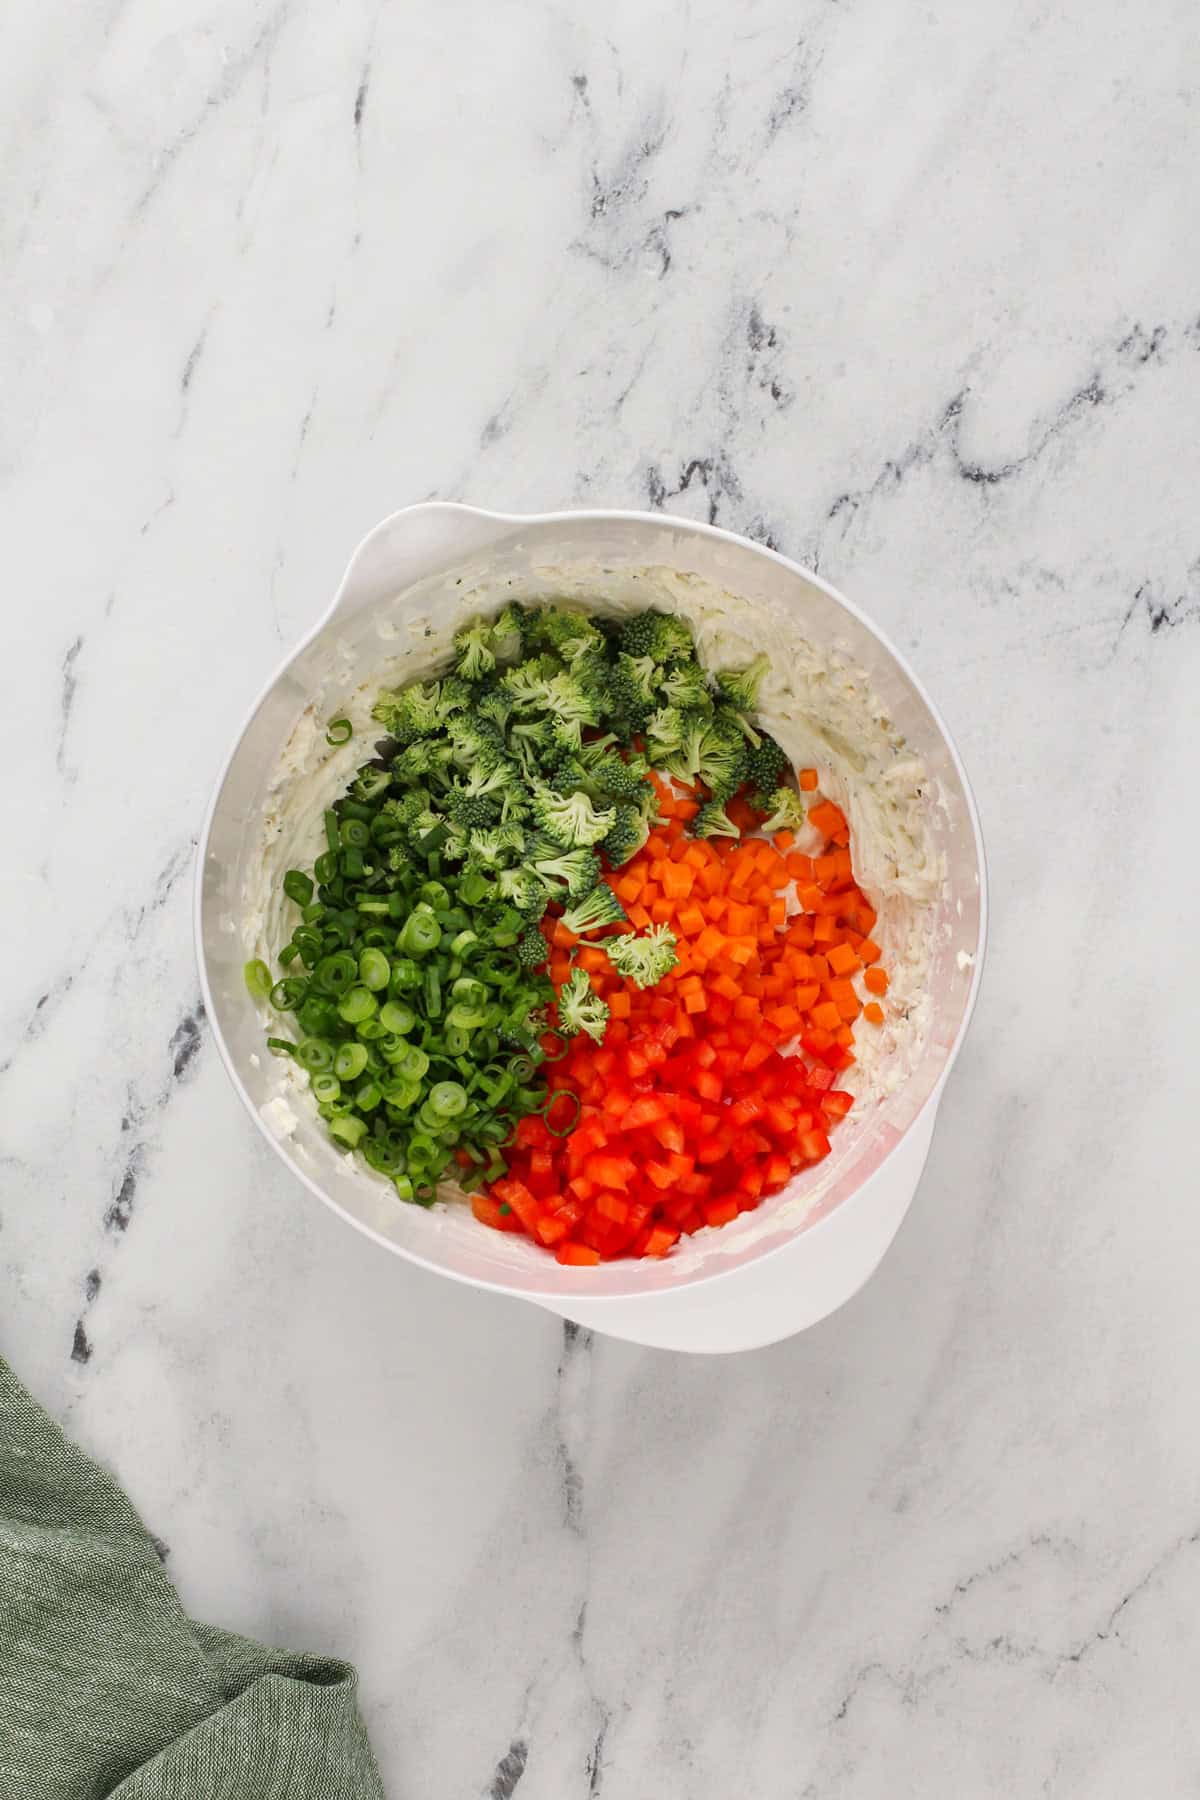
[397,1045,429,1082]
[270,977,308,1011]
[244,959,272,1001]
[311,1073,341,1103]
[356,1079,382,1112]
[296,1037,334,1072]
[315,950,357,995]
[379,1000,416,1035]
[334,1042,369,1082]
[401,912,442,957]
[543,1091,581,1136]
[359,948,391,991]
[428,1081,468,1120]
[329,1113,366,1147]
[326,717,353,746]
[283,869,314,907]
[340,818,371,850]
[337,986,378,1024]
[266,1036,296,1057]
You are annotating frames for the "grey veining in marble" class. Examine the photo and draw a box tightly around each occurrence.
[3,0,1200,1793]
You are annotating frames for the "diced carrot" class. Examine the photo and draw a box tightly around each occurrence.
[798,768,819,791]
[864,966,889,995]
[811,1000,842,1032]
[827,942,859,977]
[863,1001,885,1025]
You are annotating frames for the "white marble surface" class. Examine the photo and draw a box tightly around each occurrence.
[3,0,1200,1792]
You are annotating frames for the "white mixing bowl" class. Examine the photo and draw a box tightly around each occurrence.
[195,504,986,1353]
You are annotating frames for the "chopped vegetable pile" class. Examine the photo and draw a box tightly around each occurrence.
[247,602,892,1253]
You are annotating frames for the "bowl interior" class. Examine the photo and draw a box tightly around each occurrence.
[199,512,983,1299]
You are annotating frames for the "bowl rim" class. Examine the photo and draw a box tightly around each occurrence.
[194,502,989,1305]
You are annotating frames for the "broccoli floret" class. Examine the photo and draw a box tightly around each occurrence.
[474,685,513,731]
[387,843,417,877]
[490,602,530,666]
[561,882,627,936]
[500,655,561,711]
[373,676,472,741]
[745,732,789,795]
[659,662,713,711]
[534,608,607,665]
[465,823,526,871]
[528,840,601,899]
[758,786,807,835]
[530,785,615,849]
[696,713,749,799]
[586,749,650,802]
[548,713,585,756]
[453,620,496,681]
[445,715,507,770]
[517,923,548,969]
[391,739,450,785]
[693,798,741,839]
[496,866,549,916]
[557,966,610,1043]
[508,718,557,775]
[379,790,432,832]
[619,610,695,663]
[438,676,474,715]
[600,803,650,868]
[643,706,687,763]
[616,652,659,707]
[548,753,589,794]
[714,652,770,714]
[371,680,444,741]
[576,733,620,767]
[606,924,679,988]
[543,669,605,726]
[659,710,710,784]
[445,788,497,829]
[441,826,470,861]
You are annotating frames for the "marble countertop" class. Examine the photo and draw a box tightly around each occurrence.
[5,1,1199,1792]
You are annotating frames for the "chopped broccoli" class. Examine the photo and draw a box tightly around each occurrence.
[615,652,659,707]
[438,676,475,715]
[386,843,416,877]
[517,923,548,968]
[508,718,557,775]
[696,713,749,798]
[659,662,713,711]
[496,866,550,915]
[544,669,605,726]
[534,608,606,665]
[445,715,506,770]
[745,732,790,795]
[441,825,470,861]
[490,602,529,666]
[585,748,650,802]
[378,790,431,832]
[643,706,687,763]
[530,785,615,848]
[576,732,619,767]
[390,740,449,784]
[474,685,513,731]
[466,824,525,871]
[758,786,807,835]
[606,924,679,988]
[445,788,498,829]
[692,798,741,839]
[619,610,695,663]
[548,713,586,756]
[548,753,589,793]
[659,709,710,784]
[561,883,627,936]
[371,679,448,741]
[557,966,610,1043]
[714,652,770,714]
[600,803,650,868]
[453,620,496,681]
[500,655,561,711]
[527,840,601,898]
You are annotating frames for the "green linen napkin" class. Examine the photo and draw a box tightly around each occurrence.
[0,1356,385,1799]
